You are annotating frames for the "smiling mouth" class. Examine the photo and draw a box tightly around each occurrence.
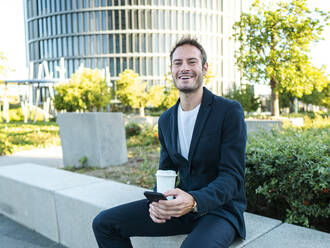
[178,74,194,80]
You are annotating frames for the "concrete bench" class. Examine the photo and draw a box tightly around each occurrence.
[0,164,329,248]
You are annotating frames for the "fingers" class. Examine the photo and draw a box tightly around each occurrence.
[149,204,170,223]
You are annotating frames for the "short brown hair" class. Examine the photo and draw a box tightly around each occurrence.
[170,37,207,66]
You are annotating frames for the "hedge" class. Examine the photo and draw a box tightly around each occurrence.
[245,128,329,232]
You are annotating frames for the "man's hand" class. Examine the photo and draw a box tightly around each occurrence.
[149,188,195,223]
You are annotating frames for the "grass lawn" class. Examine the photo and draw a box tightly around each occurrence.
[0,121,61,155]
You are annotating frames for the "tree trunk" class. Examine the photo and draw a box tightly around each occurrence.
[270,79,280,117]
[139,106,145,117]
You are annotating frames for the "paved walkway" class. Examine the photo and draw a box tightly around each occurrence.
[0,147,65,248]
[0,146,63,168]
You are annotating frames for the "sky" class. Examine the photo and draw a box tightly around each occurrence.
[0,0,329,80]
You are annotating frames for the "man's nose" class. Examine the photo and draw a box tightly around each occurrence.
[180,62,190,71]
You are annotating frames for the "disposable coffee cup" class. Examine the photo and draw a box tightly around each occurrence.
[156,170,177,200]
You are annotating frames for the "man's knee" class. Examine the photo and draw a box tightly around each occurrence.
[92,210,114,235]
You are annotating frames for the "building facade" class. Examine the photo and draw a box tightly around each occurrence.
[24,0,242,95]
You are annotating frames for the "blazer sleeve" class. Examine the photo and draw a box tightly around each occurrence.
[188,101,247,216]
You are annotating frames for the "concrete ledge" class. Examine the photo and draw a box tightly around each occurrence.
[0,164,328,248]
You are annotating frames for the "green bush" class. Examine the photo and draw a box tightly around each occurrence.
[224,84,260,112]
[54,67,111,112]
[125,122,142,138]
[0,133,12,155]
[246,128,329,231]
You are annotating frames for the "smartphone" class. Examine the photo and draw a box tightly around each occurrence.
[144,191,167,202]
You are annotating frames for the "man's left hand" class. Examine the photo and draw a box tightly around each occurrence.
[149,188,195,221]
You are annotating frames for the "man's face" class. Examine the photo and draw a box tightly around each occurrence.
[171,44,208,94]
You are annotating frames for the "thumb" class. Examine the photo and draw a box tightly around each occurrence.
[164,188,180,197]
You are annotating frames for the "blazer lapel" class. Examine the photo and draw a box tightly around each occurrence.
[188,87,213,162]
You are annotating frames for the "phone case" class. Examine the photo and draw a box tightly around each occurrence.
[144,191,167,202]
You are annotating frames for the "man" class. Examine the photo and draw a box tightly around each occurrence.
[93,37,247,248]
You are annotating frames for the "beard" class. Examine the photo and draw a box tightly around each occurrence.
[173,72,203,94]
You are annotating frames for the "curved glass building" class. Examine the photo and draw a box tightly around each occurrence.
[24,0,241,95]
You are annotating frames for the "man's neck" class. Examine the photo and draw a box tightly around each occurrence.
[179,87,203,111]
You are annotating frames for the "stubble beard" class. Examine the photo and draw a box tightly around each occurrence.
[173,72,204,94]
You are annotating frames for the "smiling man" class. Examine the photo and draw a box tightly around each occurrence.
[92,37,247,248]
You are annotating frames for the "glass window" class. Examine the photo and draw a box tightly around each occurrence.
[153,34,159,53]
[96,35,101,54]
[129,57,133,69]
[141,34,146,53]
[134,10,139,29]
[109,34,114,53]
[63,37,68,56]
[127,10,132,29]
[112,10,117,30]
[136,57,140,74]
[146,10,151,29]
[71,36,76,56]
[148,57,153,75]
[47,17,52,36]
[177,11,182,30]
[57,38,62,57]
[142,57,146,75]
[117,57,121,75]
[140,10,145,29]
[96,12,101,31]
[91,35,95,55]
[159,10,164,29]
[147,34,152,52]
[102,11,107,30]
[122,58,127,71]
[48,39,53,57]
[121,10,126,29]
[84,12,89,32]
[38,19,43,37]
[51,0,55,13]
[78,13,83,32]
[90,12,95,32]
[109,58,114,77]
[103,35,108,53]
[40,40,43,58]
[62,15,66,34]
[79,36,84,56]
[135,34,140,52]
[185,12,190,30]
[122,34,127,53]
[57,15,61,34]
[153,10,158,29]
[66,0,71,10]
[72,13,77,33]
[115,34,120,53]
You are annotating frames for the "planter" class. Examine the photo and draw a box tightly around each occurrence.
[57,112,127,168]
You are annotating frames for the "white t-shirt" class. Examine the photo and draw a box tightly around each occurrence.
[177,103,201,160]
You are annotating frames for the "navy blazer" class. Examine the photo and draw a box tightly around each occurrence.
[157,87,247,239]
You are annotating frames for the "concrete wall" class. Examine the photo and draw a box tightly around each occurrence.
[0,164,328,248]
[57,112,127,168]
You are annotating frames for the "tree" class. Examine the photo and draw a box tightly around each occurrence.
[116,69,168,116]
[224,84,261,113]
[233,0,330,117]
[116,69,148,116]
[54,67,111,112]
[301,82,330,109]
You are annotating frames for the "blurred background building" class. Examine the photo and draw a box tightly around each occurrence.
[24,0,242,95]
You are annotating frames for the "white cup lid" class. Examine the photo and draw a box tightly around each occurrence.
[155,170,177,177]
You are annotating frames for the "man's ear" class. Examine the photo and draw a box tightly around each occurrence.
[202,62,208,76]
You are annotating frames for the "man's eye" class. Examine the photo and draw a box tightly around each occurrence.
[189,61,196,64]
[174,62,181,66]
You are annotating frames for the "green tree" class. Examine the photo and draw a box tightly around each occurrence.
[233,0,329,117]
[225,84,261,113]
[116,69,149,116]
[301,82,330,109]
[54,67,111,112]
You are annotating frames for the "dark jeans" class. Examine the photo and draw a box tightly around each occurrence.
[92,199,236,248]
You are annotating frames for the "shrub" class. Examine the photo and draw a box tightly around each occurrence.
[246,128,329,231]
[54,67,111,112]
[125,122,142,138]
[225,84,260,112]
[0,133,12,155]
